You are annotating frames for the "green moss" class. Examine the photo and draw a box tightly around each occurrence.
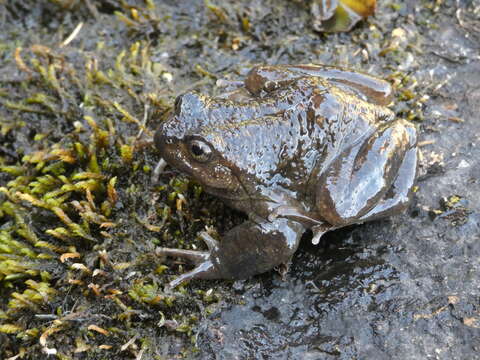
[0,3,228,357]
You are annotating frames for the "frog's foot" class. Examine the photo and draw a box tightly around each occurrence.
[316,119,416,226]
[156,232,222,288]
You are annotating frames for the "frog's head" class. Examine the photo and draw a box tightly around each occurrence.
[155,91,297,207]
[154,92,249,201]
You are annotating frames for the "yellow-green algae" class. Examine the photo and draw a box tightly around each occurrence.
[0,3,226,358]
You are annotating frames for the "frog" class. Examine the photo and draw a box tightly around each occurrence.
[154,64,418,288]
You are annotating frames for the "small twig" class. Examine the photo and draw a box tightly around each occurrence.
[455,2,480,34]
[430,50,464,64]
[136,348,145,360]
[34,314,59,320]
[136,103,150,139]
[83,0,100,19]
[60,22,84,48]
[14,47,32,75]
[418,140,435,147]
[448,116,464,123]
[121,334,139,351]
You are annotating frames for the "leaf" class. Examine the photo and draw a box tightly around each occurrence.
[341,0,376,17]
[312,0,376,33]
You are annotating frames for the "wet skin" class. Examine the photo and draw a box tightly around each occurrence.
[154,64,418,287]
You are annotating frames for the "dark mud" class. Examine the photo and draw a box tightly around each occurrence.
[1,0,479,359]
[196,2,480,358]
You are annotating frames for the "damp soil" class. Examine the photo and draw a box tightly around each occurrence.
[0,0,479,359]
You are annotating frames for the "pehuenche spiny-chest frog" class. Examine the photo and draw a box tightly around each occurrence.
[154,64,418,287]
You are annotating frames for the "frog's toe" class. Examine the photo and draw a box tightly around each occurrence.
[155,230,219,265]
[156,247,221,287]
[167,260,216,288]
[198,231,220,251]
[155,247,210,265]
[156,232,223,287]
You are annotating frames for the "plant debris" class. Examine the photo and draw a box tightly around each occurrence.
[311,0,376,32]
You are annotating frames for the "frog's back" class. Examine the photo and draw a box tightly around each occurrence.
[186,79,395,190]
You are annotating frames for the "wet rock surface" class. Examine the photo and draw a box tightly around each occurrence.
[0,0,479,359]
[194,2,480,359]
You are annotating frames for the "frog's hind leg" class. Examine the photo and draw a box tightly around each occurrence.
[245,64,393,105]
[358,129,417,222]
[315,119,417,226]
[280,65,393,106]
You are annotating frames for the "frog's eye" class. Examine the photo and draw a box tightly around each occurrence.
[188,140,212,163]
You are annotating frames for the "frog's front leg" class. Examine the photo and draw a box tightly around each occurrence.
[316,119,417,226]
[245,64,392,105]
[156,218,304,288]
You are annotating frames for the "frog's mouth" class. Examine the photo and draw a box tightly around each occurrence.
[203,182,253,201]
[153,155,253,201]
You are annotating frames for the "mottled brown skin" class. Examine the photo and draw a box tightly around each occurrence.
[154,64,418,287]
